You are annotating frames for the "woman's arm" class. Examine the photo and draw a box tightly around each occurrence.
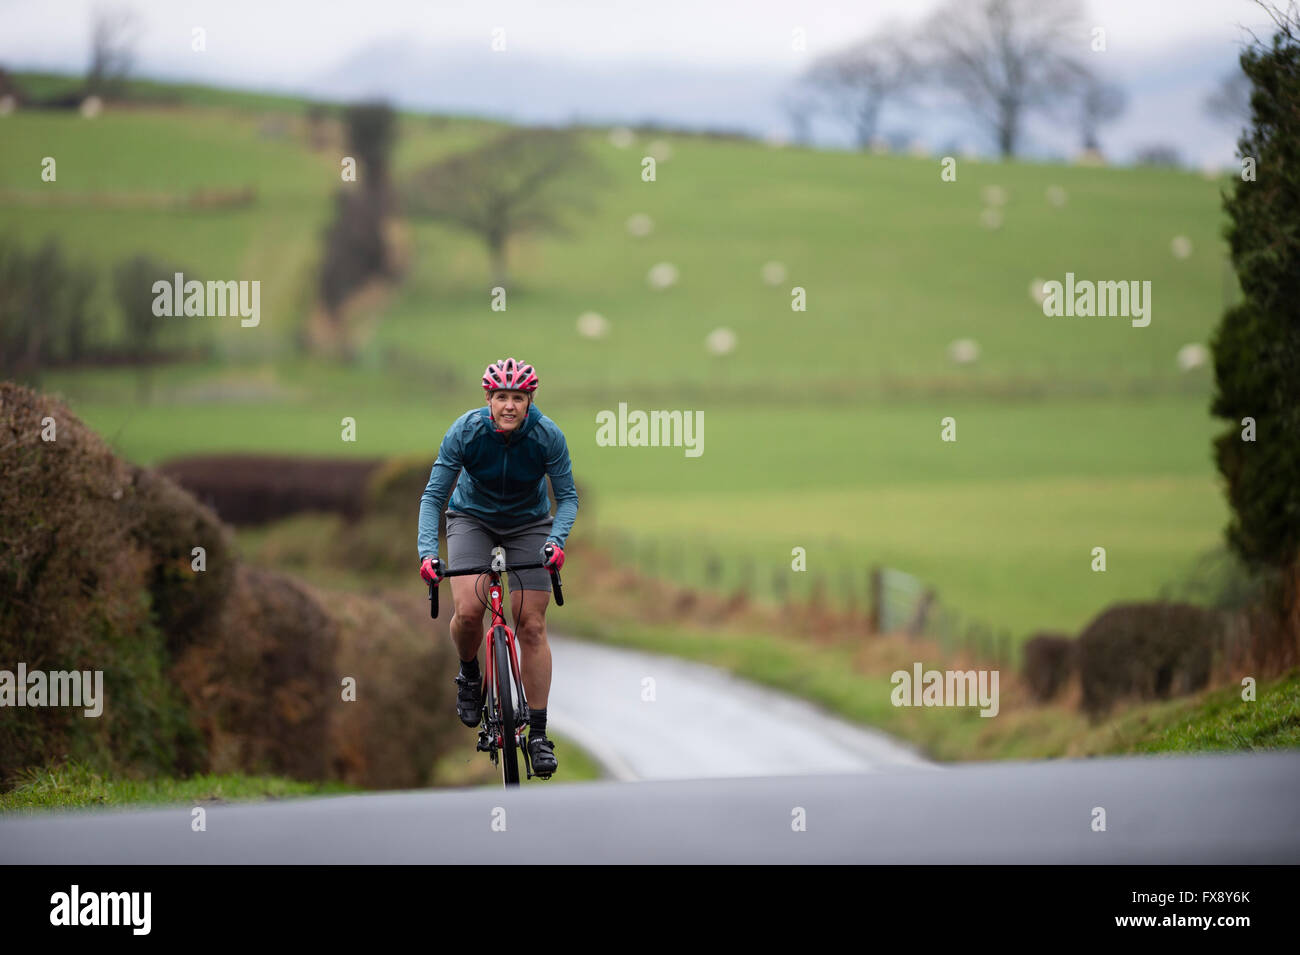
[417,423,465,560]
[544,430,578,549]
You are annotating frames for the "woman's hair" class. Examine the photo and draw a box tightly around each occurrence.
[487,389,532,408]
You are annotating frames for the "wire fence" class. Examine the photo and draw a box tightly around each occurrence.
[598,528,1019,667]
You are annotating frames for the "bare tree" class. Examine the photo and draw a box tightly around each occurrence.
[404,127,605,288]
[86,4,141,99]
[922,0,1091,158]
[805,27,916,149]
[1079,78,1127,153]
[777,87,820,147]
[1204,68,1252,124]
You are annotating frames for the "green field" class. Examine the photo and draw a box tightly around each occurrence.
[3,74,1239,638]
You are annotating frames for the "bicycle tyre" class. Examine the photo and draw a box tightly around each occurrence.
[494,626,520,785]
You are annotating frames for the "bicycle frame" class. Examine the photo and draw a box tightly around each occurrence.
[428,545,564,786]
[482,554,530,776]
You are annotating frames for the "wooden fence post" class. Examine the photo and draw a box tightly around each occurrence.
[907,589,936,639]
[705,552,721,587]
[810,573,827,610]
[869,566,883,634]
[772,567,788,601]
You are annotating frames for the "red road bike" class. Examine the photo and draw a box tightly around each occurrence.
[428,544,564,786]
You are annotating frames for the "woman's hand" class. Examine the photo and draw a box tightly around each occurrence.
[541,543,565,572]
[420,556,442,584]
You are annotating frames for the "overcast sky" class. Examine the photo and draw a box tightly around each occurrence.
[1,0,1268,69]
[0,0,1276,165]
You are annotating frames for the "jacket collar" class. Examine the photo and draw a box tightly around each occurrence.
[482,402,538,442]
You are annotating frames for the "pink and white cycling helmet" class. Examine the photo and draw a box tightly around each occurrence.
[482,357,539,394]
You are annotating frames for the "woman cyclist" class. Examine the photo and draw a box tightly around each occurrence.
[417,358,578,777]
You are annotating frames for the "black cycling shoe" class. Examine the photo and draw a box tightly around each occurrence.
[527,734,558,777]
[454,673,483,727]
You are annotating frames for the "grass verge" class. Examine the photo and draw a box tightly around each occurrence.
[0,761,362,813]
[1104,669,1300,754]
[1,728,606,812]
[429,730,605,787]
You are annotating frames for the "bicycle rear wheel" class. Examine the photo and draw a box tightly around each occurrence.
[493,626,520,785]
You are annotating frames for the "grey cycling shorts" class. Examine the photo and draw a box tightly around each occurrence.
[445,510,555,593]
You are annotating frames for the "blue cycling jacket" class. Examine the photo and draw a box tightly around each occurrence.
[417,403,578,561]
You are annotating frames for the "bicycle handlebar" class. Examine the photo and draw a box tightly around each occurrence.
[427,552,564,618]
[438,561,550,577]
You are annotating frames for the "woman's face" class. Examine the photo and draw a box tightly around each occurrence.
[488,390,530,432]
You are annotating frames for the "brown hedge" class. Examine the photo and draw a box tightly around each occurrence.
[1077,602,1221,717]
[0,382,209,784]
[1,383,464,790]
[1020,632,1076,702]
[156,454,382,525]
[170,565,339,780]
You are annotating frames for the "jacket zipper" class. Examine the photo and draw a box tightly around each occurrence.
[498,407,522,497]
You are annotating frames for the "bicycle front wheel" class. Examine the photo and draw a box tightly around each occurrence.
[493,626,520,785]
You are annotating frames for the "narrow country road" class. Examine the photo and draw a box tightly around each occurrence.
[3,752,1297,863]
[543,633,933,780]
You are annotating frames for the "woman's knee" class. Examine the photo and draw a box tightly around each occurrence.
[450,607,486,636]
[516,610,547,645]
